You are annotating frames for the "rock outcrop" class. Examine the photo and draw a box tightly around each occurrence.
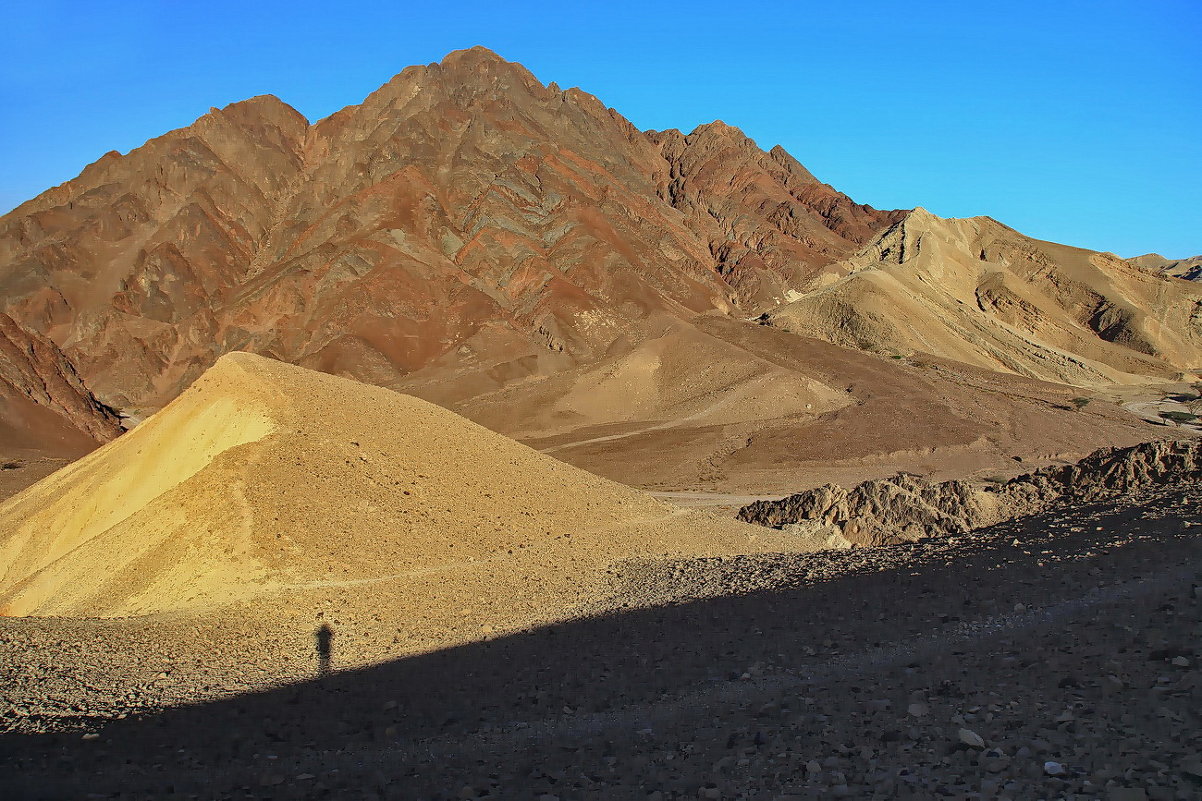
[0,314,122,452]
[737,439,1202,546]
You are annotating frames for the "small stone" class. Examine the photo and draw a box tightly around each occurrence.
[958,729,986,749]
[458,787,476,800]
[907,702,929,717]
[1013,603,1026,613]
[805,759,821,775]
[1044,761,1066,776]
[1171,656,1190,668]
[81,732,100,741]
[699,788,721,800]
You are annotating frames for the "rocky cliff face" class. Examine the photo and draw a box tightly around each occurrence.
[0,314,122,453]
[0,47,901,416]
[737,439,1202,546]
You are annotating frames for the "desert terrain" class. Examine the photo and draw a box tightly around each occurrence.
[0,47,1200,800]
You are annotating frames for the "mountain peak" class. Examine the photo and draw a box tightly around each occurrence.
[688,120,750,140]
[438,45,510,67]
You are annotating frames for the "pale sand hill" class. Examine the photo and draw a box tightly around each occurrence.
[0,352,801,659]
[766,209,1202,386]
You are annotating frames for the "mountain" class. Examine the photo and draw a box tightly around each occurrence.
[0,48,1195,490]
[1130,253,1202,282]
[0,47,900,419]
[0,353,796,657]
[763,209,1202,385]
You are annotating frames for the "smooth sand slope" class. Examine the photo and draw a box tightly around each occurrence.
[0,352,799,657]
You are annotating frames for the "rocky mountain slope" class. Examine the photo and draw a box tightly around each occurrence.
[0,314,121,456]
[737,438,1201,546]
[0,47,900,420]
[764,209,1202,386]
[1131,252,1202,282]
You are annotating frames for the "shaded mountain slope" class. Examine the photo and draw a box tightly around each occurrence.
[0,314,121,461]
[764,209,1202,385]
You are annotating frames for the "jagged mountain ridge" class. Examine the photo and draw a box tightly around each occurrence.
[0,47,901,415]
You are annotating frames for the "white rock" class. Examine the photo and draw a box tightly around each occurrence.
[958,728,985,749]
[1043,760,1066,776]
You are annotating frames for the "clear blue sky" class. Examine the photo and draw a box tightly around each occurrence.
[3,0,1199,257]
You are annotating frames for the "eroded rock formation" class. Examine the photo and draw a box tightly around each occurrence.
[737,439,1202,546]
[0,314,122,452]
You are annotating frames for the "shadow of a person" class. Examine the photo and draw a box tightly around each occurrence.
[315,623,333,676]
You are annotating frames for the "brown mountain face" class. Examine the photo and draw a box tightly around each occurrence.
[0,47,900,417]
[0,313,122,502]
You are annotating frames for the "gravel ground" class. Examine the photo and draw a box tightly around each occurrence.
[2,485,1200,800]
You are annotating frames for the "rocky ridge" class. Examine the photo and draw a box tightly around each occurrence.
[764,209,1202,385]
[0,314,122,451]
[0,47,901,417]
[1131,253,1202,282]
[737,438,1202,546]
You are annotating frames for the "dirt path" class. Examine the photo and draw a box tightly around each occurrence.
[648,491,788,509]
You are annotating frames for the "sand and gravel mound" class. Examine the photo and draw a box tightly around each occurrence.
[0,353,796,652]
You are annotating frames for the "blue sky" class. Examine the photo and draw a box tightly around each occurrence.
[3,0,1199,257]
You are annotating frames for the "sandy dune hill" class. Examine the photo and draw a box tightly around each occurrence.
[0,353,800,654]
[765,208,1202,385]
